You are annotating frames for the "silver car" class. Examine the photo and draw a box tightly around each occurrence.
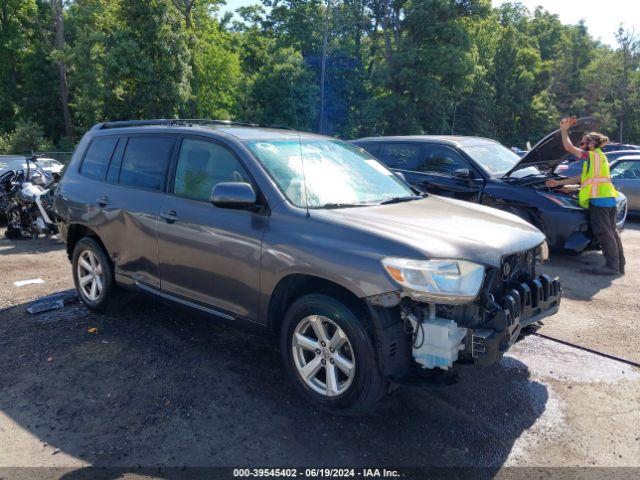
[611,155,640,214]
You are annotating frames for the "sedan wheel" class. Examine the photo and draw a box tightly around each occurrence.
[292,315,356,398]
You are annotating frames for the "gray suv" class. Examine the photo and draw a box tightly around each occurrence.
[54,119,561,414]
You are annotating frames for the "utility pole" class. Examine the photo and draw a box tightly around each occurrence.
[319,0,332,135]
[451,103,458,135]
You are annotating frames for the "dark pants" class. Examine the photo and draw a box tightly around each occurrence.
[589,205,625,271]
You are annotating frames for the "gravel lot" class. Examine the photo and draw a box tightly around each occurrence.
[0,221,639,477]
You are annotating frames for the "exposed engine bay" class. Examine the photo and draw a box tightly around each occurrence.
[367,245,561,379]
[505,173,579,198]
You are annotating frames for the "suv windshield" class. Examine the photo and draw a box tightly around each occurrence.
[246,139,415,208]
[461,142,541,177]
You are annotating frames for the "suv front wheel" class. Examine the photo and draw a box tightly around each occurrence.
[72,237,115,313]
[281,294,385,415]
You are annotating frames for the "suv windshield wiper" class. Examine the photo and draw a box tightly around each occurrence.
[378,195,423,205]
[319,202,374,209]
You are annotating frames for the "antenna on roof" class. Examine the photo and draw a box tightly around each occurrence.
[282,74,310,217]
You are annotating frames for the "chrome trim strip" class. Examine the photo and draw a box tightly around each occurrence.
[136,282,235,321]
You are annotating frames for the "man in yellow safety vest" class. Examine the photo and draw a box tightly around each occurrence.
[546,116,625,275]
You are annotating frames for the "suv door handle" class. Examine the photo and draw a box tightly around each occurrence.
[160,210,178,223]
[96,196,110,207]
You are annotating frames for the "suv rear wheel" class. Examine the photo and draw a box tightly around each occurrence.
[72,237,115,313]
[281,294,385,415]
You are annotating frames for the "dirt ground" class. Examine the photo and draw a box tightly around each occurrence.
[0,222,639,477]
[537,220,640,363]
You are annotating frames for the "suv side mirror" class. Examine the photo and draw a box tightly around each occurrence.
[453,168,471,179]
[211,182,257,209]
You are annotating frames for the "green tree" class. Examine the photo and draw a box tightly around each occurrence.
[68,0,191,127]
[550,21,595,116]
[191,19,242,119]
[3,0,640,148]
[0,0,38,132]
[0,120,53,154]
[243,47,317,130]
[19,1,66,143]
[492,26,550,146]
[395,0,486,134]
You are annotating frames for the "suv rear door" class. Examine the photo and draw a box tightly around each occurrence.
[100,134,176,289]
[76,134,175,289]
[156,136,267,321]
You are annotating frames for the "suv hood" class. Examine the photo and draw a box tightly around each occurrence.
[317,196,545,268]
[505,117,597,177]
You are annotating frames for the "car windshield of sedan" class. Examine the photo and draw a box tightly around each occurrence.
[0,158,28,173]
[461,142,541,178]
[246,139,416,208]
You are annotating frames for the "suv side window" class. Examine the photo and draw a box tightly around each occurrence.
[422,144,471,176]
[173,138,251,202]
[105,138,127,184]
[80,137,118,181]
[119,136,175,191]
[379,143,423,171]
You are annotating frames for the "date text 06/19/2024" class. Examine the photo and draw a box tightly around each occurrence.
[232,468,401,478]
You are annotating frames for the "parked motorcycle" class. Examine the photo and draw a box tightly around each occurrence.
[0,155,60,239]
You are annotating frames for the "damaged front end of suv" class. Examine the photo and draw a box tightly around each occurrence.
[365,242,560,382]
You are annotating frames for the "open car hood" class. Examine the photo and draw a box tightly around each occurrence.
[504,117,598,177]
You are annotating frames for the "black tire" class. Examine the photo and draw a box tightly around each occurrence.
[508,206,548,235]
[5,226,24,240]
[280,293,386,415]
[72,237,115,313]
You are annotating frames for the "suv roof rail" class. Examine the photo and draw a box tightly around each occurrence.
[91,119,296,131]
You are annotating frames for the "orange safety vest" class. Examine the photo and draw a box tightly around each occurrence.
[578,148,617,209]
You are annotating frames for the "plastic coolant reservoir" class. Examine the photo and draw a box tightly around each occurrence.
[411,317,467,370]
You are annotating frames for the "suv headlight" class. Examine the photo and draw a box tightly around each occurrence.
[382,257,485,304]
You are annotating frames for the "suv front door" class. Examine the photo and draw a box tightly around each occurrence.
[157,136,267,321]
[409,143,483,202]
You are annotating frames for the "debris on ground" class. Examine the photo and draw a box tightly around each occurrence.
[88,327,98,334]
[14,278,45,287]
[26,289,78,314]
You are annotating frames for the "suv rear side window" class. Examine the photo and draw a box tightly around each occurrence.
[380,143,423,171]
[80,137,118,181]
[119,136,174,191]
[173,138,250,202]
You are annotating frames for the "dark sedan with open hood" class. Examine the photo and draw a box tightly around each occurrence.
[353,117,628,253]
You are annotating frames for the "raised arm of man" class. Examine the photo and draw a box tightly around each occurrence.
[546,116,583,188]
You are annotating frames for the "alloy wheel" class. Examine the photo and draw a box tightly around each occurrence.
[77,250,104,302]
[292,315,356,397]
